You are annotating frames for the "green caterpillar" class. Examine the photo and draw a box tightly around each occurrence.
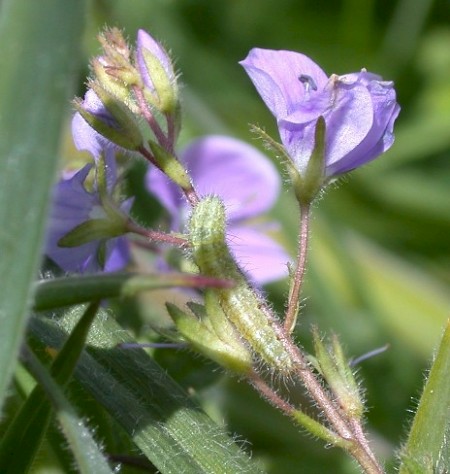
[189,195,293,373]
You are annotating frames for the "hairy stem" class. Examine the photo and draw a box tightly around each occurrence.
[165,113,176,154]
[249,371,345,446]
[257,300,384,473]
[133,85,168,148]
[282,328,383,472]
[284,203,311,332]
[126,220,188,247]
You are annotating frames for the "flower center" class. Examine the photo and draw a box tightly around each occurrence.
[298,74,317,95]
[328,74,341,107]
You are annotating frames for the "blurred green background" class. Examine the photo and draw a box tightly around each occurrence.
[9,0,450,472]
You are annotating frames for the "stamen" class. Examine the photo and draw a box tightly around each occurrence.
[298,74,317,92]
[349,344,390,367]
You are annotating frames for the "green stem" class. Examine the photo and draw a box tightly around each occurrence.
[285,338,384,473]
[249,371,346,447]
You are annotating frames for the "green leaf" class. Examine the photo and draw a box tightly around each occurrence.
[21,345,113,474]
[58,219,127,247]
[0,303,99,473]
[399,321,450,474]
[0,0,85,410]
[29,307,263,474]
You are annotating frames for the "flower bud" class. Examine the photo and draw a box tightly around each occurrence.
[74,81,143,152]
[136,29,179,115]
[147,141,192,190]
[189,196,293,373]
[312,328,364,419]
[166,300,253,374]
[73,28,181,161]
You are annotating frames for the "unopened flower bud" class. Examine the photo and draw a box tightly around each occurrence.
[136,29,178,115]
[166,300,253,374]
[74,82,143,153]
[312,328,364,419]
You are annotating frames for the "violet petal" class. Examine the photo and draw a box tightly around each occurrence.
[136,29,175,90]
[227,225,289,285]
[146,135,281,226]
[182,135,280,222]
[239,48,328,118]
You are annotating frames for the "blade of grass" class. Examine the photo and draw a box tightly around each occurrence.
[0,0,85,410]
[0,303,99,473]
[399,320,450,473]
[21,345,114,474]
[29,307,263,474]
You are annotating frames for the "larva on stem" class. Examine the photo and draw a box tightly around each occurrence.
[189,195,293,373]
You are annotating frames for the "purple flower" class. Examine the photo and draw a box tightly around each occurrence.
[146,135,290,285]
[45,151,131,273]
[240,49,400,178]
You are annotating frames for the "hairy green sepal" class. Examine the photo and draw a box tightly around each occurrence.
[58,217,127,247]
[292,116,326,205]
[166,297,253,374]
[74,82,143,151]
[148,141,192,190]
[140,48,178,114]
[312,327,363,419]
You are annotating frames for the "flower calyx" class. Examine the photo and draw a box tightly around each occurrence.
[312,327,364,419]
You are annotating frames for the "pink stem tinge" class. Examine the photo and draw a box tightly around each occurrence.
[284,203,311,333]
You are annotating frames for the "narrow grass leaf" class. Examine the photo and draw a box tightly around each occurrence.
[0,303,99,473]
[399,321,450,473]
[0,0,85,409]
[21,345,113,474]
[29,307,263,474]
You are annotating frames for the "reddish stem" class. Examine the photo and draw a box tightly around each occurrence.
[133,85,168,148]
[255,298,384,473]
[284,203,311,332]
[249,371,296,415]
[126,220,188,248]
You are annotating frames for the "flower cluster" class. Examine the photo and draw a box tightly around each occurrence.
[41,28,401,471]
[45,30,290,285]
[44,30,399,284]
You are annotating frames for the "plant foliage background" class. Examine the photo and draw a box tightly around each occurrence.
[1,0,450,472]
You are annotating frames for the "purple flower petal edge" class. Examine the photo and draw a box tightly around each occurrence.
[45,153,130,273]
[240,48,400,178]
[136,29,175,90]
